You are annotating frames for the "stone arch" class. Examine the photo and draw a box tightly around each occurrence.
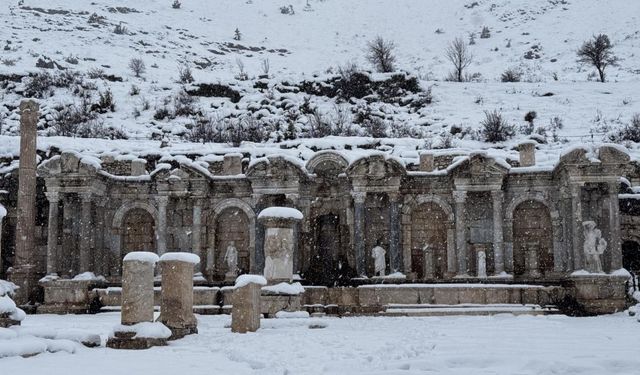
[306,151,349,176]
[110,201,159,275]
[402,195,456,278]
[504,193,563,273]
[205,198,256,276]
[512,200,554,277]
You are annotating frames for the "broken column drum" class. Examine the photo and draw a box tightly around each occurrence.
[157,252,200,339]
[258,207,303,282]
[231,274,267,333]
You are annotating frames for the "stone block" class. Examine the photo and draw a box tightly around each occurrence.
[232,283,261,333]
[193,287,219,306]
[303,286,328,306]
[107,331,167,350]
[457,287,486,304]
[223,154,243,175]
[261,294,302,317]
[39,279,106,314]
[433,287,458,305]
[485,288,510,304]
[522,288,540,305]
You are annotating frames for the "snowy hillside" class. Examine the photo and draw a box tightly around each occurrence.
[1,0,640,165]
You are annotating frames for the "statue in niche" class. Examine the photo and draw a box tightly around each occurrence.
[422,243,435,279]
[224,241,238,276]
[583,221,606,273]
[371,242,386,277]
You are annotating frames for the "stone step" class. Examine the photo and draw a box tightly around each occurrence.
[381,303,560,317]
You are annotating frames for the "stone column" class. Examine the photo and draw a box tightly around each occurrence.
[453,191,468,276]
[155,196,168,255]
[388,192,403,273]
[191,199,203,271]
[158,252,200,339]
[608,181,622,270]
[570,184,583,271]
[231,275,266,333]
[352,192,366,277]
[107,252,169,349]
[258,207,303,282]
[0,205,5,276]
[492,190,505,275]
[45,192,60,275]
[9,99,40,305]
[79,192,92,273]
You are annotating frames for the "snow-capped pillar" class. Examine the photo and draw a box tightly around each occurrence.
[155,196,169,255]
[453,191,468,276]
[388,192,403,273]
[121,252,158,325]
[191,199,203,272]
[158,252,200,339]
[45,192,60,275]
[352,192,367,277]
[79,192,93,273]
[491,190,505,275]
[570,184,584,271]
[608,181,622,271]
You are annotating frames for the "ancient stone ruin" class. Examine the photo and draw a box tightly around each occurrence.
[231,275,266,333]
[157,252,200,339]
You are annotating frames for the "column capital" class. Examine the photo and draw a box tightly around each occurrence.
[453,190,467,203]
[79,192,93,203]
[491,190,504,200]
[155,195,169,206]
[351,192,366,204]
[45,191,60,202]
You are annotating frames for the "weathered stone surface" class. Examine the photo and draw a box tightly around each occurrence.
[232,283,261,333]
[107,331,167,350]
[38,279,106,314]
[570,274,629,315]
[157,258,198,339]
[259,208,302,282]
[121,259,155,325]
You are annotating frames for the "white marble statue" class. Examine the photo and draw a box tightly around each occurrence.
[371,245,386,277]
[422,243,435,279]
[224,241,238,276]
[477,250,487,278]
[583,221,607,273]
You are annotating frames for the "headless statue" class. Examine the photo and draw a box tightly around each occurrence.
[224,241,238,275]
[583,221,606,273]
[371,245,386,277]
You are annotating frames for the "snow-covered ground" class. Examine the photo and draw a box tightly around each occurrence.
[1,312,639,374]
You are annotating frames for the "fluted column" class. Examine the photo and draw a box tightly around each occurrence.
[192,199,203,270]
[570,184,583,271]
[352,192,366,276]
[608,181,622,270]
[388,192,403,273]
[155,196,168,255]
[491,190,505,275]
[45,192,60,275]
[79,192,92,273]
[453,191,468,276]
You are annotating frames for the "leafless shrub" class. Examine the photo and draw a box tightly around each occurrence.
[235,58,248,81]
[366,36,396,73]
[113,22,127,34]
[129,58,146,77]
[481,110,514,142]
[445,37,473,82]
[177,63,194,83]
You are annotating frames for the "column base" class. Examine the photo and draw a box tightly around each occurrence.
[165,325,198,340]
[106,331,167,350]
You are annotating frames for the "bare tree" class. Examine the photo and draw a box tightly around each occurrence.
[128,58,146,78]
[366,36,396,73]
[577,34,618,83]
[445,37,473,82]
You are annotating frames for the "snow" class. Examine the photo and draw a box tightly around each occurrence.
[123,251,160,264]
[0,203,6,220]
[611,268,632,277]
[0,295,17,314]
[258,207,304,221]
[275,311,309,319]
[111,322,172,340]
[1,312,639,374]
[262,282,305,295]
[0,280,19,297]
[72,272,107,282]
[234,275,267,289]
[159,252,201,265]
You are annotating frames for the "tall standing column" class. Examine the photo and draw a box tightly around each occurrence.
[0,204,6,277]
[453,191,468,276]
[155,196,168,255]
[45,192,60,275]
[79,192,92,273]
[10,99,40,305]
[352,192,366,277]
[491,190,505,275]
[608,181,622,270]
[191,199,203,271]
[388,192,403,273]
[570,184,583,271]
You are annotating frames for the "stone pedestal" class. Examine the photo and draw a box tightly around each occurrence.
[258,207,303,283]
[108,252,167,349]
[157,253,200,339]
[569,273,629,315]
[231,277,265,333]
[38,277,106,314]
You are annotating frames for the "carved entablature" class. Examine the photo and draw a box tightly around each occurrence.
[555,145,630,184]
[306,151,348,179]
[346,154,405,191]
[451,152,508,189]
[246,156,307,194]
